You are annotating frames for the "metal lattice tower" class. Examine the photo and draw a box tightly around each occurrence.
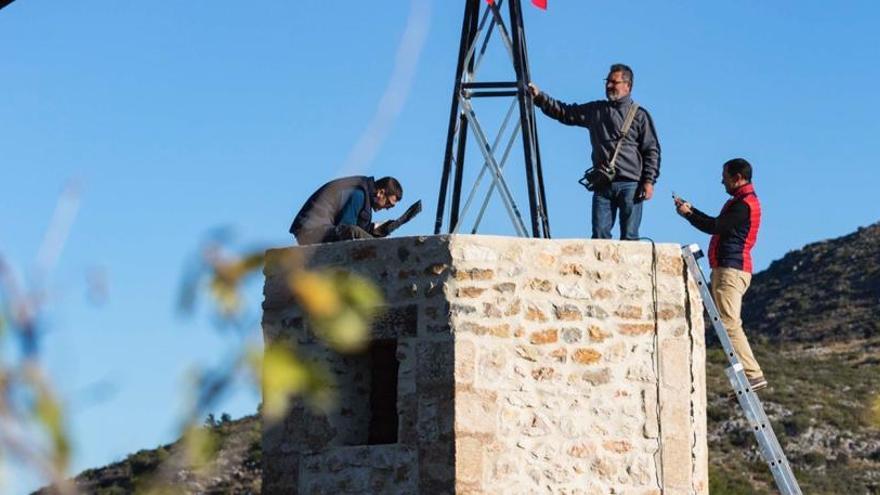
[434,0,550,237]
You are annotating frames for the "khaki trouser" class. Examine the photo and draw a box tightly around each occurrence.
[710,267,764,380]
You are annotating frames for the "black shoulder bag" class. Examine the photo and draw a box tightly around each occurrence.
[579,102,640,191]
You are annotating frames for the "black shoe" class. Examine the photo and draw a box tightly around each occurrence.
[727,376,768,400]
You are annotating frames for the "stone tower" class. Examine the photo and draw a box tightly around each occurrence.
[262,235,708,494]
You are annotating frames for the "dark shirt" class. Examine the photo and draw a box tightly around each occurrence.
[686,183,761,273]
[533,93,661,184]
[290,176,376,236]
[338,189,366,226]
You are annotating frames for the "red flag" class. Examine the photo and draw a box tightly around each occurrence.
[486,0,547,9]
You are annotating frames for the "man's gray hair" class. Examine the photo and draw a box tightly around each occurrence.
[609,63,634,88]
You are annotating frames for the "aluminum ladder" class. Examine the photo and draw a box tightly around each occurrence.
[681,244,802,495]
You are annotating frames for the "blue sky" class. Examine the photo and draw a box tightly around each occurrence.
[2,1,878,492]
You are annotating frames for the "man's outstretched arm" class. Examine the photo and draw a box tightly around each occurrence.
[528,82,594,128]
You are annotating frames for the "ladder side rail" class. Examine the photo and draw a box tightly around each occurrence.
[681,245,803,495]
[729,366,796,469]
[680,249,747,365]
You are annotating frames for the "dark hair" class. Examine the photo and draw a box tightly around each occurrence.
[609,63,634,88]
[375,176,403,200]
[723,158,753,182]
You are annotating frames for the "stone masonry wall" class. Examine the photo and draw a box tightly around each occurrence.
[261,235,707,495]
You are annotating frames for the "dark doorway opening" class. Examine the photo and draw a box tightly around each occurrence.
[367,338,399,445]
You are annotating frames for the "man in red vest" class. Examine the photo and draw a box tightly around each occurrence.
[674,158,766,392]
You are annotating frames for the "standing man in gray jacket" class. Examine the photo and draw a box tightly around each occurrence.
[529,63,661,240]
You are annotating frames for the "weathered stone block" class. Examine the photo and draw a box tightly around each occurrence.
[524,303,549,322]
[529,328,558,345]
[455,436,484,485]
[619,322,655,336]
[554,303,583,321]
[572,348,602,365]
[454,388,498,435]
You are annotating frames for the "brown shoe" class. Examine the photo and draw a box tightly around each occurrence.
[749,376,768,392]
[728,376,768,400]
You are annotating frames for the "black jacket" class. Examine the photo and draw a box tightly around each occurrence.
[686,183,761,273]
[534,93,661,183]
[290,176,376,235]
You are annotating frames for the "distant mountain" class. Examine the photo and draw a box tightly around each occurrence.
[712,222,880,494]
[743,222,880,343]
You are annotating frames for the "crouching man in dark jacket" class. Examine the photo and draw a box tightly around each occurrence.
[290,176,402,245]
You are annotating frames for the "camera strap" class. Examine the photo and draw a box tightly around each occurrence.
[607,102,640,174]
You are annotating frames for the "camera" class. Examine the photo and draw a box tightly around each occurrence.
[578,163,615,191]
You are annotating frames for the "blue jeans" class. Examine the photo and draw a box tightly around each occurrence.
[592,181,643,240]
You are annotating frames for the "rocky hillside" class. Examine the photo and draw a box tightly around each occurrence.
[35,415,262,495]
[710,222,880,494]
[706,337,880,494]
[38,224,880,494]
[743,222,880,343]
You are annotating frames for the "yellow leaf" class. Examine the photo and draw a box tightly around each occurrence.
[205,251,264,317]
[289,271,340,318]
[240,252,265,273]
[320,308,368,353]
[213,252,263,284]
[34,385,70,472]
[209,278,240,315]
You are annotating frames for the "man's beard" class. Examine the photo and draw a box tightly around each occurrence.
[606,89,623,101]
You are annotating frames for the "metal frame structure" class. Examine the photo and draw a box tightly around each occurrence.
[682,244,803,495]
[434,0,550,238]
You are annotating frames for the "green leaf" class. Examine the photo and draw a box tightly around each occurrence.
[259,345,311,421]
[337,271,383,317]
[250,344,337,423]
[33,383,70,472]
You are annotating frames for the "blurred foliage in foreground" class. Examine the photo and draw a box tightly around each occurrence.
[0,257,75,494]
[7,231,383,493]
